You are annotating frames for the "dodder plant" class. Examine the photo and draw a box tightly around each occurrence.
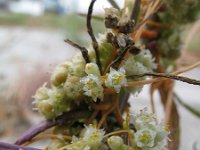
[1,0,200,150]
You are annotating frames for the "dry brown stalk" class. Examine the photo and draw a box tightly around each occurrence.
[164,81,174,125]
[97,95,118,128]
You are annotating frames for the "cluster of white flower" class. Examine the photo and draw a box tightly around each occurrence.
[64,125,105,150]
[33,29,156,119]
[80,63,127,101]
[124,49,157,94]
[33,83,68,119]
[47,110,168,150]
[133,110,168,149]
[26,2,182,150]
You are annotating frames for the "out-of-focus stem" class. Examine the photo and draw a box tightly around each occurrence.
[15,110,90,145]
[0,141,41,150]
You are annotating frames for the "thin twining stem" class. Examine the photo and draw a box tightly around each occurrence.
[111,44,133,69]
[174,61,200,75]
[15,110,90,145]
[0,142,41,150]
[127,61,200,87]
[87,0,102,74]
[128,72,200,86]
[104,61,200,94]
[65,39,90,63]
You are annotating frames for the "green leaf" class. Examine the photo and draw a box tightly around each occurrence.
[107,0,120,10]
[174,93,200,118]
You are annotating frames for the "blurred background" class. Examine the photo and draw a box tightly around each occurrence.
[0,0,200,150]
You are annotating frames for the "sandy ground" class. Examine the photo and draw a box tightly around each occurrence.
[0,26,200,150]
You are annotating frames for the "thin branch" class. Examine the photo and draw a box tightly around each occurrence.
[130,0,141,23]
[133,12,155,31]
[174,61,200,75]
[111,44,139,69]
[133,0,161,41]
[87,0,102,74]
[110,45,132,69]
[78,13,104,21]
[15,110,90,145]
[128,72,200,86]
[104,61,200,94]
[64,39,90,63]
[0,142,41,150]
[107,0,120,10]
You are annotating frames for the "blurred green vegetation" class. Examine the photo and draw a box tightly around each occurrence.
[0,13,105,46]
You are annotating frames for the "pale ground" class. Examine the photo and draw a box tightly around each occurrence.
[0,26,200,150]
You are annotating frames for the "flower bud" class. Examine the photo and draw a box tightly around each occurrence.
[85,63,100,76]
[107,136,124,150]
[71,53,86,77]
[48,87,65,103]
[33,83,49,102]
[37,100,56,119]
[64,75,83,100]
[107,136,132,150]
[51,64,70,87]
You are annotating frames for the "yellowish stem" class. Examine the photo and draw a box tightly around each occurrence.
[103,129,130,138]
[173,61,200,75]
[21,134,72,146]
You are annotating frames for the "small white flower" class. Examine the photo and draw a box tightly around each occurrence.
[64,75,83,100]
[105,67,127,93]
[134,49,157,71]
[83,124,105,141]
[80,74,103,101]
[135,128,156,148]
[133,112,156,129]
[48,87,65,103]
[33,83,49,102]
[71,53,86,77]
